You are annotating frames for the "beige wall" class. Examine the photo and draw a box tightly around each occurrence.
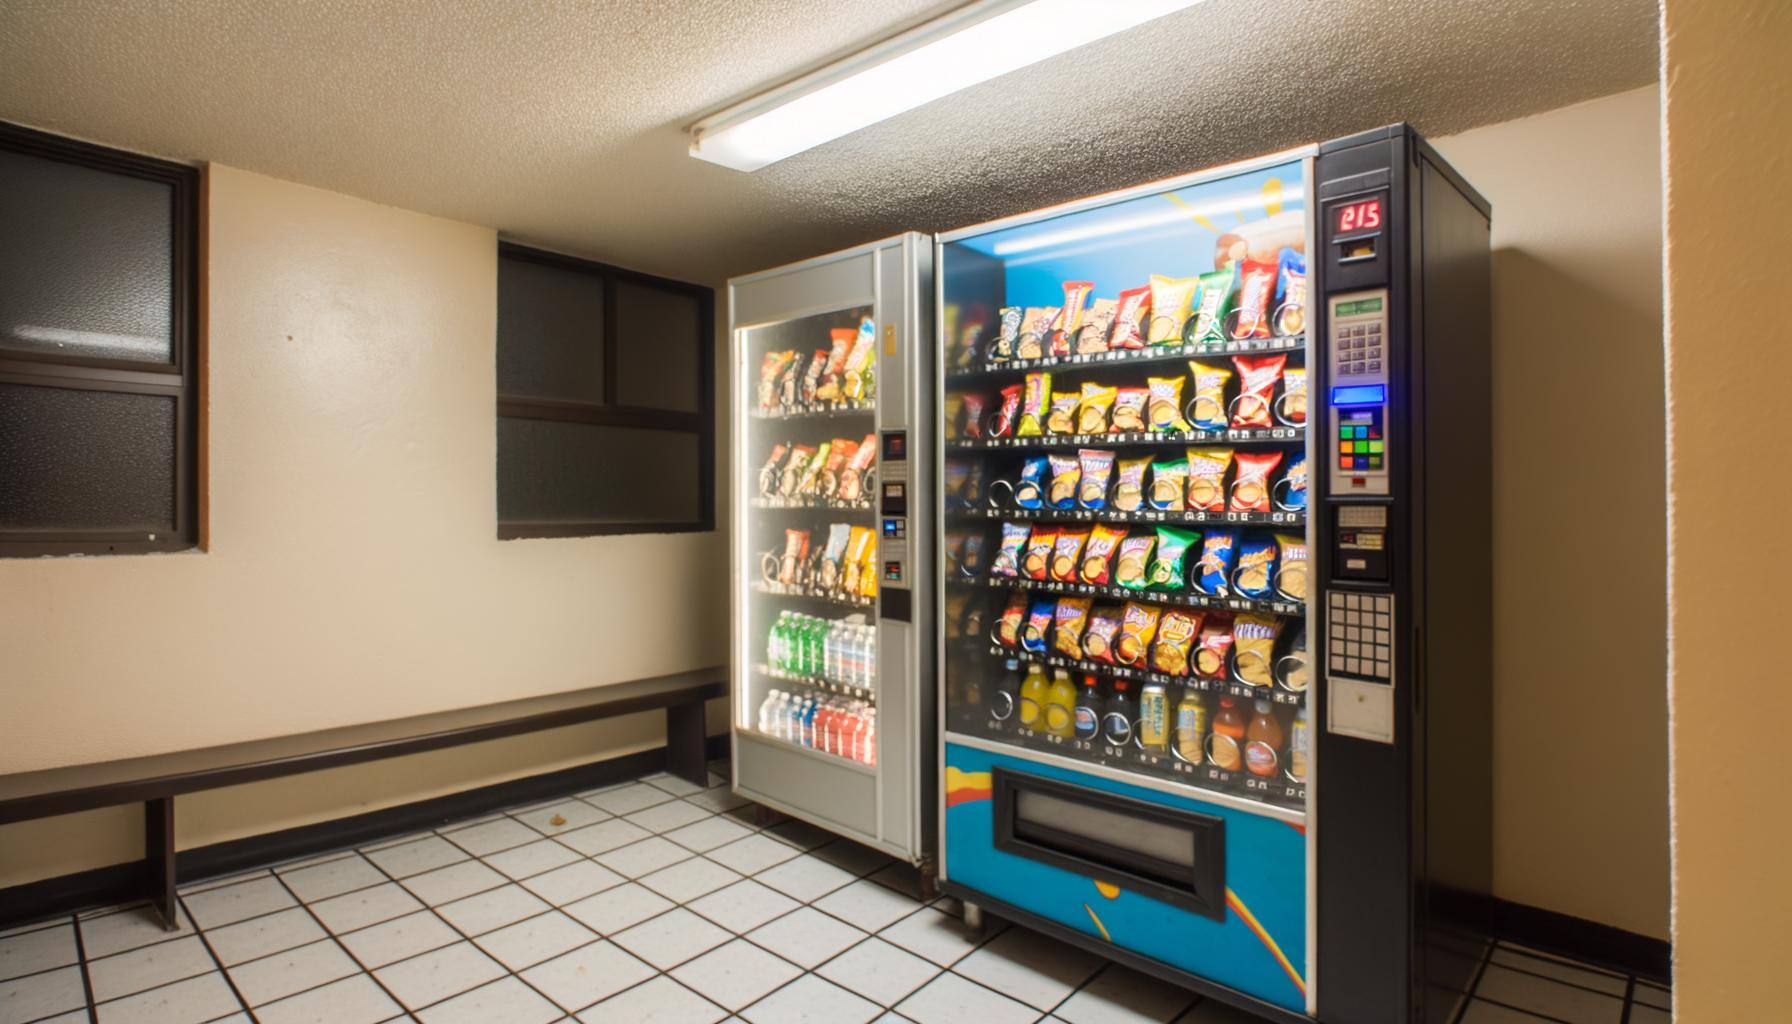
[0,165,728,886]
[1664,0,1792,1018]
[1431,86,1668,940]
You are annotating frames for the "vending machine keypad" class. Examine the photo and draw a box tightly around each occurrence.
[1326,289,1391,497]
[1326,591,1392,681]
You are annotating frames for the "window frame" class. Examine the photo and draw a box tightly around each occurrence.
[496,241,715,539]
[0,120,201,557]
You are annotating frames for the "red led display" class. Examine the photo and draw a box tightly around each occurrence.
[1334,197,1383,235]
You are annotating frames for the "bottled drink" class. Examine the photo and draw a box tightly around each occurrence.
[759,690,783,733]
[1287,705,1310,783]
[824,622,840,684]
[1103,680,1135,746]
[798,696,818,747]
[1017,663,1049,731]
[1175,689,1208,765]
[861,625,877,688]
[862,708,877,766]
[1245,699,1286,778]
[1210,697,1247,771]
[1139,682,1169,753]
[989,659,1020,724]
[768,613,788,672]
[1044,669,1077,739]
[1073,675,1102,742]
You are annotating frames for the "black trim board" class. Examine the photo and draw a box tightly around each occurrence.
[1432,886,1670,984]
[0,734,728,930]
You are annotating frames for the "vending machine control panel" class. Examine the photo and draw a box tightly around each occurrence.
[1326,289,1391,498]
[879,431,910,591]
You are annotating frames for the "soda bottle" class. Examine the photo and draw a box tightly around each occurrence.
[1045,669,1077,739]
[1139,682,1169,753]
[800,696,819,747]
[768,612,786,672]
[1245,699,1286,778]
[863,707,877,766]
[990,659,1020,725]
[1210,696,1247,771]
[1103,680,1135,747]
[1287,705,1309,783]
[1017,662,1049,732]
[1175,689,1208,765]
[1073,675,1102,742]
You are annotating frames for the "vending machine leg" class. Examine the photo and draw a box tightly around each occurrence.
[961,902,986,940]
[918,870,939,902]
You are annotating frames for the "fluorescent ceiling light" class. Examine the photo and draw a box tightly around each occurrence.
[690,0,1202,172]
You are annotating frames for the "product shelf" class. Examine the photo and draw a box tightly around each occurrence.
[946,505,1305,528]
[961,574,1305,618]
[753,663,876,704]
[748,496,874,512]
[945,425,1303,451]
[736,725,878,776]
[944,333,1305,385]
[749,582,875,612]
[750,400,875,422]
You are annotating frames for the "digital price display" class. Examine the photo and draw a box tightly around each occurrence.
[1334,196,1383,235]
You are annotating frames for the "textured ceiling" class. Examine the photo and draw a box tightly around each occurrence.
[0,0,1657,283]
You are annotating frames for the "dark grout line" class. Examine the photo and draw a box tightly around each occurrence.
[1480,955,1633,1002]
[65,912,98,1022]
[260,860,412,1021]
[1451,938,1495,1024]
[175,890,256,1023]
[1620,974,1636,1023]
[1467,993,1584,1024]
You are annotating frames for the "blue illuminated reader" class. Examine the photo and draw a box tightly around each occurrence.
[1332,384,1386,406]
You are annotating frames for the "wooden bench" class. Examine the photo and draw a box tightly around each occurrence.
[0,667,725,929]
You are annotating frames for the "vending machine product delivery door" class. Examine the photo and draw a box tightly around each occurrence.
[729,233,937,869]
[935,125,1490,1024]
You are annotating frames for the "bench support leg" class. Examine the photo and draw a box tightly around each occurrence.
[665,702,708,789]
[145,798,178,930]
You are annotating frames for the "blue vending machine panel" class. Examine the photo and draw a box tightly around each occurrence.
[944,743,1308,1013]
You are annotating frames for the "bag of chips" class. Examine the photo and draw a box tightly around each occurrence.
[1111,387,1149,433]
[1148,274,1199,344]
[1110,285,1151,350]
[1051,281,1093,356]
[1115,534,1156,590]
[1045,391,1080,435]
[959,394,986,440]
[1191,264,1236,344]
[1277,451,1309,512]
[991,384,1021,438]
[1147,377,1191,433]
[758,351,796,410]
[779,444,815,496]
[1233,614,1282,687]
[799,347,829,404]
[1193,529,1239,596]
[1023,596,1055,654]
[819,441,854,496]
[1231,258,1278,340]
[1150,526,1199,590]
[1230,451,1285,513]
[1051,528,1090,583]
[994,590,1028,647]
[1186,361,1233,431]
[1232,535,1278,599]
[1273,249,1306,337]
[1022,524,1058,581]
[1078,297,1117,354]
[1276,366,1307,427]
[1014,455,1049,509]
[1080,523,1126,584]
[992,521,1029,577]
[992,307,1022,363]
[1077,383,1116,435]
[1186,448,1233,512]
[1016,372,1051,436]
[957,531,986,578]
[1053,597,1093,659]
[1047,453,1081,509]
[1274,534,1309,602]
[841,526,871,591]
[1112,457,1149,512]
[1194,614,1234,678]
[1117,603,1162,667]
[757,443,789,497]
[842,323,876,401]
[1017,307,1056,359]
[839,435,876,502]
[1152,609,1203,676]
[816,331,853,400]
[1077,449,1116,509]
[817,524,850,589]
[777,351,807,408]
[795,442,831,495]
[1230,354,1286,429]
[858,532,879,598]
[1148,458,1188,511]
[1083,605,1124,664]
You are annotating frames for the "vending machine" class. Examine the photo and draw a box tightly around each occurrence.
[729,234,937,869]
[934,125,1491,1024]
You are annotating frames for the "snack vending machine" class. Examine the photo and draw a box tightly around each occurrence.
[935,125,1491,1024]
[730,234,936,869]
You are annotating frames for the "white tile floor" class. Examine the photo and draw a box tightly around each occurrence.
[0,762,1671,1024]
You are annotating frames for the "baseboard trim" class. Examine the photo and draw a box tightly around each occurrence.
[0,733,729,929]
[1433,886,1670,983]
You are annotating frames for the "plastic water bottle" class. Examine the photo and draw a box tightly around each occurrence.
[800,697,819,747]
[758,690,782,733]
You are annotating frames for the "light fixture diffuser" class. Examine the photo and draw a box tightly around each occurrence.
[689,0,1202,172]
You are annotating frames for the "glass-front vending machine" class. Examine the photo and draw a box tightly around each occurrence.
[729,233,936,871]
[935,126,1491,1024]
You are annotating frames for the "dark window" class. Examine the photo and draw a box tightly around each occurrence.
[496,243,714,538]
[0,121,199,556]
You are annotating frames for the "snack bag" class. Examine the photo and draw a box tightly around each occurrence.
[1014,455,1050,509]
[1191,264,1237,344]
[841,526,872,592]
[1080,524,1126,584]
[994,590,1028,647]
[838,435,877,502]
[1274,534,1309,601]
[1232,614,1283,687]
[1193,529,1239,596]
[1046,452,1081,509]
[1017,307,1056,359]
[1231,258,1278,340]
[1111,387,1149,432]
[1146,377,1191,433]
[778,528,811,586]
[960,394,987,440]
[1053,597,1093,659]
[1077,449,1116,509]
[779,444,816,496]
[1232,535,1278,599]
[1277,451,1308,512]
[795,442,832,496]
[992,522,1030,577]
[1148,459,1189,511]
[1050,528,1090,583]
[1147,274,1199,344]
[957,531,987,578]
[1273,249,1307,336]
[1022,596,1056,654]
[1230,451,1285,513]
[1230,354,1287,428]
[1277,367,1308,426]
[1112,457,1149,512]
[819,441,853,496]
[991,384,1022,438]
[1077,383,1117,435]
[1016,372,1052,436]
[1083,605,1124,664]
[953,316,984,371]
[943,394,965,441]
[992,307,1022,363]
[1152,609,1204,676]
[841,324,876,401]
[859,533,880,599]
[1194,614,1235,678]
[1022,524,1059,581]
[1149,526,1199,590]
[757,351,796,410]
[1110,285,1151,349]
[1186,448,1234,512]
[757,443,790,496]
[1186,361,1234,431]
[816,330,853,400]
[1115,534,1157,590]
[799,347,829,403]
[777,351,807,408]
[1045,391,1081,435]
[1051,281,1093,355]
[1116,603,1162,667]
[1078,297,1117,354]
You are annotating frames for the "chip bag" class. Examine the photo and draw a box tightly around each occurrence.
[1194,614,1235,678]
[1045,391,1080,435]
[1077,382,1117,435]
[1080,523,1126,585]
[1152,609,1203,676]
[1230,354,1286,429]
[1277,451,1309,512]
[778,528,812,587]
[994,590,1028,647]
[1230,451,1285,513]
[1277,367,1308,427]
[795,442,831,496]
[1077,449,1116,509]
[1147,376,1191,432]
[991,384,1022,438]
[858,533,880,599]
[1273,249,1306,337]
[1191,264,1237,344]
[1274,534,1309,602]
[1148,459,1188,511]
[1078,297,1116,354]
[1186,361,1233,431]
[1053,597,1093,659]
[1232,535,1278,599]
[838,435,876,502]
[779,444,815,496]
[1051,281,1093,355]
[992,307,1022,363]
[1117,603,1162,667]
[1115,534,1156,590]
[992,521,1029,578]
[1111,387,1149,433]
[1231,258,1278,340]
[757,350,796,410]
[1193,529,1239,596]
[841,526,872,592]
[1050,528,1090,583]
[1017,307,1056,359]
[1016,372,1051,436]
[958,394,985,440]
[1047,452,1081,509]
[816,331,853,401]
[1233,613,1282,687]
[1022,524,1058,581]
[841,323,876,401]
[1110,284,1150,350]
[1186,448,1234,512]
[1150,526,1199,590]
[1014,455,1049,509]
[1147,274,1199,345]
[1083,605,1124,664]
[757,443,790,497]
[799,346,829,404]
[1111,457,1149,512]
[1023,596,1055,654]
